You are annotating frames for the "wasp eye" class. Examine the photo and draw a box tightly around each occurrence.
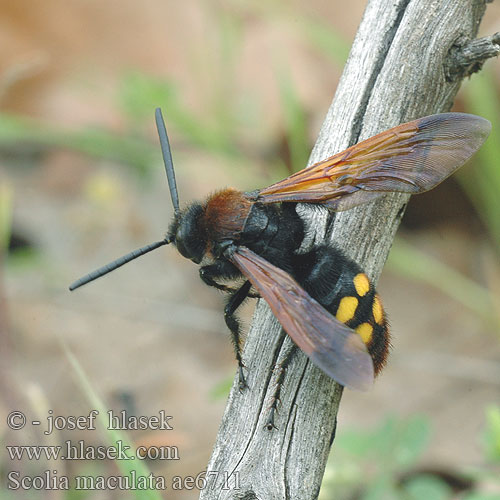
[175,229,189,259]
[175,227,201,263]
[173,203,205,264]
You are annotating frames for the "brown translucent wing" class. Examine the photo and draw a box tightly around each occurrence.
[228,246,374,390]
[258,113,491,210]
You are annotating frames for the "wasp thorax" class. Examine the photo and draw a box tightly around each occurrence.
[168,203,207,264]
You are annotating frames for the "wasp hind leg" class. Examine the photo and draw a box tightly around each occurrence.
[224,280,253,391]
[265,343,298,430]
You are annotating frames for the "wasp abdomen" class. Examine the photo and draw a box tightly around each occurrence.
[292,245,390,374]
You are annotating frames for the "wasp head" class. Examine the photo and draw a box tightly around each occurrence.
[168,202,207,264]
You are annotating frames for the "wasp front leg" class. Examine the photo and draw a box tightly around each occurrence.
[199,260,241,293]
[199,262,253,389]
[224,280,252,391]
[199,261,259,296]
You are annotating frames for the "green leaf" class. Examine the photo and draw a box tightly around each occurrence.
[403,474,453,500]
[0,181,13,253]
[394,416,431,467]
[462,494,500,500]
[483,405,500,462]
[362,475,400,500]
[209,375,233,400]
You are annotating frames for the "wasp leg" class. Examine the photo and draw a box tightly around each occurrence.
[224,280,253,391]
[200,262,259,297]
[199,261,240,292]
[265,343,298,430]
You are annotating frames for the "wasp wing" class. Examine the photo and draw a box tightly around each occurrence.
[228,246,374,391]
[258,113,491,210]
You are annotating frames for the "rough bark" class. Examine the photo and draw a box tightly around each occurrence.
[200,1,497,498]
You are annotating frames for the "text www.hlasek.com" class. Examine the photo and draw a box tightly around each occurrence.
[6,440,176,461]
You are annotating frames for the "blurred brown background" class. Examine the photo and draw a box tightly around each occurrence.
[1,1,500,499]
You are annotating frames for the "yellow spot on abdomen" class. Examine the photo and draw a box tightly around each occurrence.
[336,296,358,323]
[356,322,373,344]
[373,295,384,324]
[353,273,370,297]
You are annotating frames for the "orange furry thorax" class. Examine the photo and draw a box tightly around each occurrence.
[203,188,253,246]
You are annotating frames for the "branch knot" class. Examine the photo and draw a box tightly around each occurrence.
[445,32,500,81]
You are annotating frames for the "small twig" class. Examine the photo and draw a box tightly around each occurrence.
[446,32,500,81]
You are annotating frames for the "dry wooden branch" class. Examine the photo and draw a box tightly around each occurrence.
[200,1,496,498]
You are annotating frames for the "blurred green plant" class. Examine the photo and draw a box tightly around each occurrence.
[319,415,431,499]
[0,181,13,253]
[387,239,500,328]
[299,15,351,66]
[462,68,500,252]
[483,405,500,463]
[236,0,351,65]
[119,72,242,159]
[0,1,351,186]
[0,112,156,175]
[210,375,234,401]
[63,343,164,500]
[275,63,310,173]
[319,413,500,500]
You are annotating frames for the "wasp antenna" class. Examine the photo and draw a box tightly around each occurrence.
[69,237,171,291]
[155,108,180,216]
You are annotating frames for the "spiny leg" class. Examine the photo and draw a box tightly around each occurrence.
[266,342,298,430]
[224,280,252,391]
